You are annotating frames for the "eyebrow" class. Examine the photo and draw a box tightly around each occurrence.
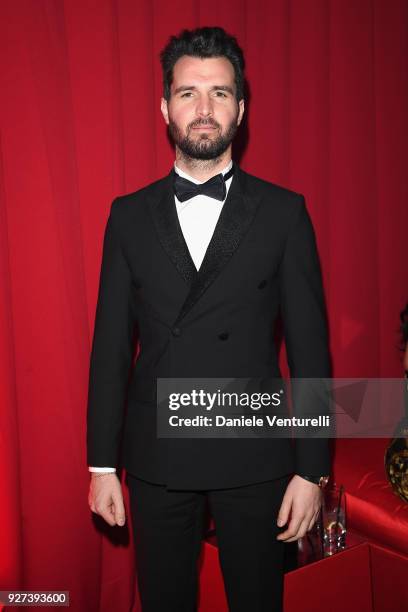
[173,85,235,95]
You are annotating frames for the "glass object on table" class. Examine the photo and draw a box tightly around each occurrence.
[295,482,347,567]
[318,483,347,556]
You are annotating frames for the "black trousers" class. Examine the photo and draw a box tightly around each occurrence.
[127,472,292,612]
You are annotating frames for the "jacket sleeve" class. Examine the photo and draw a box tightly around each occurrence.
[278,195,332,476]
[86,198,137,468]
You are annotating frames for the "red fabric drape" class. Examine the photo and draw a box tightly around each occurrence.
[1,1,407,611]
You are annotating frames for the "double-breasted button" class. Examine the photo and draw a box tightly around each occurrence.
[258,279,267,289]
[172,327,182,337]
[218,331,229,341]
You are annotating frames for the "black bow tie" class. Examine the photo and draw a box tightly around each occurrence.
[173,164,235,202]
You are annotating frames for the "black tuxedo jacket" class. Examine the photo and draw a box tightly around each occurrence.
[86,163,332,489]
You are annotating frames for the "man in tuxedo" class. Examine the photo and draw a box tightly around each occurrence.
[87,26,331,612]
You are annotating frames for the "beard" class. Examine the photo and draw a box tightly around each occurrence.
[168,112,239,160]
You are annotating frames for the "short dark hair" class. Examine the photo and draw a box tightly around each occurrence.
[160,26,245,103]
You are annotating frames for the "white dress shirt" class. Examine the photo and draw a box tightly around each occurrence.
[89,159,234,473]
[173,159,233,270]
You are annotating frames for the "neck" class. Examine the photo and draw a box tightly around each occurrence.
[175,147,232,182]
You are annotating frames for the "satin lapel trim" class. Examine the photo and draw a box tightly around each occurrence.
[174,165,262,325]
[148,170,198,285]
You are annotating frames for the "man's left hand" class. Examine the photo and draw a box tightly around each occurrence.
[276,475,322,542]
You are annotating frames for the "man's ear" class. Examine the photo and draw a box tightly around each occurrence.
[161,97,169,125]
[237,99,245,126]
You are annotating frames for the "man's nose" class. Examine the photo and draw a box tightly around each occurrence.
[195,95,213,117]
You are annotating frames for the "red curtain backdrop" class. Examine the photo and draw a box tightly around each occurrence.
[1,1,407,611]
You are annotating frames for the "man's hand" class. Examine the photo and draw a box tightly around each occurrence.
[276,475,322,542]
[88,473,126,527]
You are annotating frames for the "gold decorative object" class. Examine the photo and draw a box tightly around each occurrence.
[384,304,408,503]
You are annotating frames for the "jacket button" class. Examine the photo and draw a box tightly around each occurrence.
[172,327,181,337]
[218,332,229,341]
[258,279,267,289]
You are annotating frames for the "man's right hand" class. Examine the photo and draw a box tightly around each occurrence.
[88,473,126,527]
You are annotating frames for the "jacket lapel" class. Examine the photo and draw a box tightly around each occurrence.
[148,171,198,286]
[149,163,262,326]
[175,165,262,325]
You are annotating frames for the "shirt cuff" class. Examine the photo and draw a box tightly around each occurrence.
[88,467,116,473]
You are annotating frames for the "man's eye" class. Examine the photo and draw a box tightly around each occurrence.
[180,91,227,98]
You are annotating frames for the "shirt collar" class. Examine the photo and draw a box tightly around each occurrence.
[173,159,233,184]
